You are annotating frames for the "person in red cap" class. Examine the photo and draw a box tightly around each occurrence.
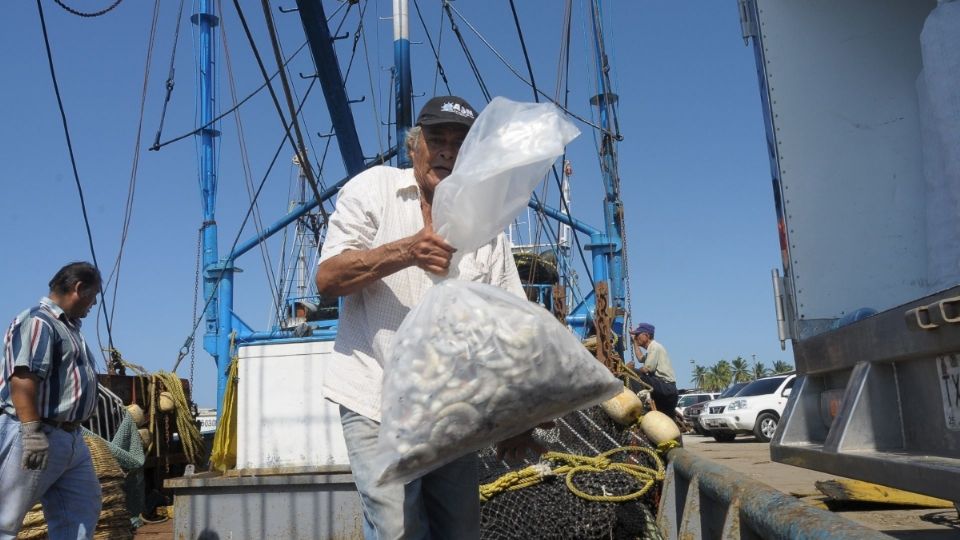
[316,96,540,540]
[630,323,680,418]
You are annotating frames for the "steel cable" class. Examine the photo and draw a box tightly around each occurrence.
[36,0,115,370]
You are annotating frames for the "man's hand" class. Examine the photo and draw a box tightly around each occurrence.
[20,421,49,470]
[496,422,555,463]
[406,226,456,276]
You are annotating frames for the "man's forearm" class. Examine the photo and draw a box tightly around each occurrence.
[316,238,413,297]
[10,371,41,423]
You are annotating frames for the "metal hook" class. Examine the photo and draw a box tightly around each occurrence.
[412,92,426,98]
[332,32,349,41]
[299,72,320,80]
[278,5,298,13]
[348,96,366,104]
[317,130,336,139]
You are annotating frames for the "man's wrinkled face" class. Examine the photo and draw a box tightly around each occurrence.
[412,123,470,198]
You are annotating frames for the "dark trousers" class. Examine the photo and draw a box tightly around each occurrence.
[635,372,679,417]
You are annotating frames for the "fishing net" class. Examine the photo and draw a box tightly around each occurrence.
[478,405,665,540]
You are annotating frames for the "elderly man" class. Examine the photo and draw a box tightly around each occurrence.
[0,262,102,540]
[631,322,679,418]
[316,95,539,540]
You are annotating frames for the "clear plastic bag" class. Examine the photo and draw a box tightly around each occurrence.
[374,280,622,485]
[432,97,580,262]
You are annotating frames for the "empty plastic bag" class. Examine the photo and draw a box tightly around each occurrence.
[432,96,580,268]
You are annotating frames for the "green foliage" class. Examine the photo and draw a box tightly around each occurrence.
[691,365,708,389]
[772,360,793,374]
[690,358,793,392]
[751,362,769,379]
[730,356,750,383]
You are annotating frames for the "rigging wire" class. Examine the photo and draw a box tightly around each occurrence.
[172,79,319,373]
[411,0,451,95]
[507,0,538,104]
[101,0,162,364]
[150,39,310,151]
[359,4,385,155]
[220,2,285,323]
[433,3,447,95]
[151,0,188,151]
[270,3,352,188]
[171,0,386,370]
[53,0,124,18]
[506,0,552,286]
[444,1,618,140]
[285,0,370,246]
[441,1,491,102]
[254,0,327,216]
[589,0,632,354]
[474,0,592,292]
[35,0,114,370]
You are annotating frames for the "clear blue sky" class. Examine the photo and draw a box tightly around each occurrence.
[0,1,790,408]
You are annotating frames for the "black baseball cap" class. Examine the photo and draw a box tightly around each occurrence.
[416,96,478,128]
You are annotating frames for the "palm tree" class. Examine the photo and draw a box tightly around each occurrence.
[731,356,750,382]
[772,360,793,374]
[708,360,733,391]
[751,362,769,380]
[691,365,708,389]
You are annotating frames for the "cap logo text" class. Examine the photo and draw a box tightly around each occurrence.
[441,102,475,119]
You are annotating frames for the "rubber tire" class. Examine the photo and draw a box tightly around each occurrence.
[753,412,779,442]
[712,432,736,442]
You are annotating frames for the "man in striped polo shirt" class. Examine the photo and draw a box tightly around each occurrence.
[0,262,102,539]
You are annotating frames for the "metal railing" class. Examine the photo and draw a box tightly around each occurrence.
[657,448,893,539]
[82,383,126,441]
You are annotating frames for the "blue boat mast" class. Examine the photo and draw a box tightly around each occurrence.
[195,0,628,413]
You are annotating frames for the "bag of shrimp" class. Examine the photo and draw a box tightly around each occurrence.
[373,279,622,485]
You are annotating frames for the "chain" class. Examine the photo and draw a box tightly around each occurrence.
[53,0,124,17]
[163,410,172,475]
[190,225,202,390]
[617,203,634,363]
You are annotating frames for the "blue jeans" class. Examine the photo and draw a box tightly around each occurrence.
[0,414,101,540]
[339,406,480,540]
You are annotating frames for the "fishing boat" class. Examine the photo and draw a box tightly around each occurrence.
[16,0,660,538]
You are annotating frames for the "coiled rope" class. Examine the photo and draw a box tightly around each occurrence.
[151,371,204,465]
[480,445,665,503]
[105,348,204,465]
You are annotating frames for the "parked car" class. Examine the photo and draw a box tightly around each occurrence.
[684,383,748,436]
[683,401,709,436]
[675,392,718,418]
[717,382,750,400]
[697,374,796,442]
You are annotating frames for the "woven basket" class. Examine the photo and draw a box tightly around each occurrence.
[18,433,134,540]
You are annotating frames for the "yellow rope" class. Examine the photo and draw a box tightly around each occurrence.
[656,439,680,455]
[102,348,205,465]
[479,446,665,503]
[153,370,205,465]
